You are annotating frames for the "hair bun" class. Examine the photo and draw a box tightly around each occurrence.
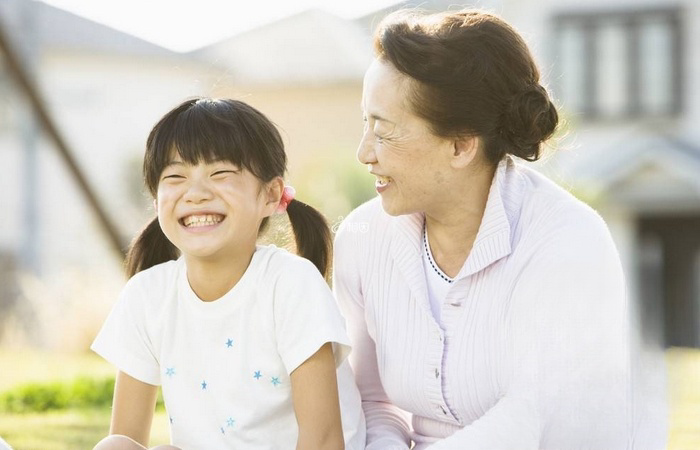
[499,84,558,161]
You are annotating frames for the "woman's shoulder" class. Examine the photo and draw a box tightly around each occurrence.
[334,197,393,246]
[515,164,610,240]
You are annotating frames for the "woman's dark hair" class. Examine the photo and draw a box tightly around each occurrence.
[374,9,559,164]
[125,98,331,278]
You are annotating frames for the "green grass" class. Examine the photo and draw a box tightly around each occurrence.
[0,349,169,449]
[0,346,698,449]
[0,349,114,393]
[0,409,170,450]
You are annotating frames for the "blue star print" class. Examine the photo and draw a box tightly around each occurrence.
[201,380,207,390]
[227,417,235,427]
[271,377,281,386]
[253,371,262,380]
[165,367,175,377]
[226,338,233,348]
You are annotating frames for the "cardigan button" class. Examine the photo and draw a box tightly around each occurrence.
[434,368,440,378]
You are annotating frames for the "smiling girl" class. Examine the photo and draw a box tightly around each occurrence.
[91,98,364,450]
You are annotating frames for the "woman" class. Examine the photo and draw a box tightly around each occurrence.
[333,9,633,450]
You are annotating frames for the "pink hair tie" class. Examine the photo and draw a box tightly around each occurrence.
[276,185,296,213]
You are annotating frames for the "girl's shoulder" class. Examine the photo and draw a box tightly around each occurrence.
[253,244,323,283]
[122,258,182,301]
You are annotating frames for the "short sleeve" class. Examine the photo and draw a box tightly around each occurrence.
[91,276,161,385]
[273,259,351,375]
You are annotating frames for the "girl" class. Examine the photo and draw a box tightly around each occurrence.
[92,98,365,450]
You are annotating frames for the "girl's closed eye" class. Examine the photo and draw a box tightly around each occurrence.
[211,169,239,177]
[161,172,185,181]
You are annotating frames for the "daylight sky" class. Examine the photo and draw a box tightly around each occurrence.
[40,0,404,52]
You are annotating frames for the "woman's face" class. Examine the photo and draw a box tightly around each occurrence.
[358,59,455,217]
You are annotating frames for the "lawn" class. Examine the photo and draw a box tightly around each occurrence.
[0,349,169,450]
[0,347,698,449]
[0,409,170,450]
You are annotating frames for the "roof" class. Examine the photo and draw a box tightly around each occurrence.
[547,132,700,211]
[0,0,179,59]
[355,0,502,33]
[193,9,372,85]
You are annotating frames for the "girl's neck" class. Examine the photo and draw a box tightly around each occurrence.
[184,245,256,302]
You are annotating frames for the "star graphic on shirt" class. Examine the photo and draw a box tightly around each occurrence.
[165,367,175,377]
[201,380,208,390]
[253,370,262,380]
[226,417,235,427]
[225,338,233,348]
[270,376,281,386]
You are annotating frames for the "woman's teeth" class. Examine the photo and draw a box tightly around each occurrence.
[376,175,392,186]
[183,214,223,227]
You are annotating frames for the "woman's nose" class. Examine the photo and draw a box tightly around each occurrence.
[356,131,376,165]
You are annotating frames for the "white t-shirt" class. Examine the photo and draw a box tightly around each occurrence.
[92,245,365,450]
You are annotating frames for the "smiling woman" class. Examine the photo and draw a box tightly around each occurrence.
[90,98,365,449]
[333,8,657,450]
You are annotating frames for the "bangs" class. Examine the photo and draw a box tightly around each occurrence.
[164,105,250,166]
[144,98,286,195]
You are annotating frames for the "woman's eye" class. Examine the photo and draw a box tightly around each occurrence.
[162,174,184,180]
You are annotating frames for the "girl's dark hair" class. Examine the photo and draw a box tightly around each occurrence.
[374,10,559,164]
[125,98,331,278]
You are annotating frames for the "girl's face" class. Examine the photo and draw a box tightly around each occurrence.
[357,59,456,217]
[155,153,278,264]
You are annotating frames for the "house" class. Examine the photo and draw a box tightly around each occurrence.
[0,0,211,346]
[1,0,696,356]
[361,0,700,349]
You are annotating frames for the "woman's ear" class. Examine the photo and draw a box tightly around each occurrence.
[450,135,481,169]
[262,177,285,217]
[153,199,158,213]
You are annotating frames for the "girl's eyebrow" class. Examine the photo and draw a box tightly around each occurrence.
[163,160,184,169]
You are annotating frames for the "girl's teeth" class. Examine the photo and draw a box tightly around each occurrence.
[184,214,223,227]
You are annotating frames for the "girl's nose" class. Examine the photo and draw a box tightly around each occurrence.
[183,178,214,203]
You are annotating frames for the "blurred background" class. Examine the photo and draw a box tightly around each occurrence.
[0,0,697,448]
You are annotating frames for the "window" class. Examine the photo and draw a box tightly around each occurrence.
[553,8,682,120]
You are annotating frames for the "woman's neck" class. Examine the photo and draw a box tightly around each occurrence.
[425,163,496,278]
[184,245,256,302]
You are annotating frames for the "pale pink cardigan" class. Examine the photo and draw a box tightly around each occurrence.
[333,157,638,449]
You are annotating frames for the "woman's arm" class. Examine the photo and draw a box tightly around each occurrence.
[109,370,159,446]
[291,342,344,450]
[333,225,411,450]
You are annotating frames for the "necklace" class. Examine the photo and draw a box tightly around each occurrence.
[423,225,454,284]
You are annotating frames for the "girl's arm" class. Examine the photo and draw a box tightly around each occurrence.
[110,370,159,446]
[291,342,344,450]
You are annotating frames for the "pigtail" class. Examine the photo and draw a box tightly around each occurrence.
[285,199,332,279]
[125,217,179,278]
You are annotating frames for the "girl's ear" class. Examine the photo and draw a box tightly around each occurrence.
[153,199,158,213]
[450,135,481,169]
[262,177,285,217]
